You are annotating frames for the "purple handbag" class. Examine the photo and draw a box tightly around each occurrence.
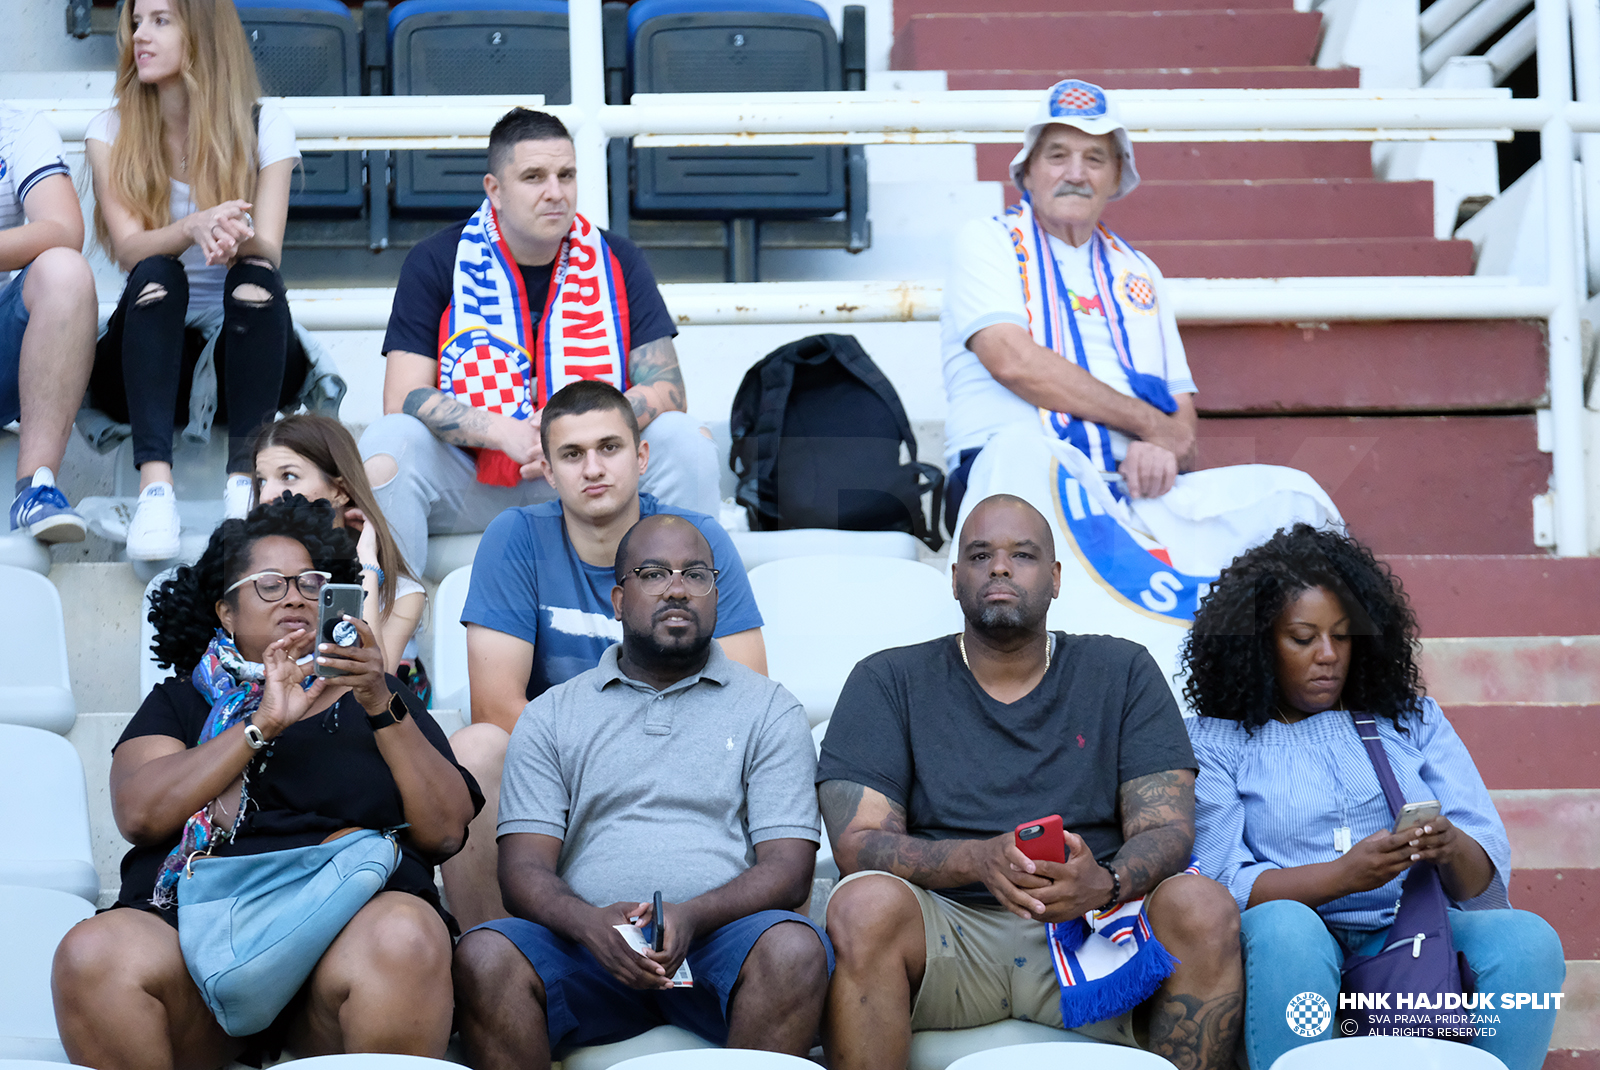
[1336,713,1477,1042]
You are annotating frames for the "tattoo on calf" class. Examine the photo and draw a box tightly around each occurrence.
[1144,990,1242,1070]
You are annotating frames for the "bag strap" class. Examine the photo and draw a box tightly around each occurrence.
[1350,712,1406,821]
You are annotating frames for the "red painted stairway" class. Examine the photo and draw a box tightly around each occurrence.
[893,1,1600,1064]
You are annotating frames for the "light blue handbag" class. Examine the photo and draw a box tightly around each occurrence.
[177,827,401,1036]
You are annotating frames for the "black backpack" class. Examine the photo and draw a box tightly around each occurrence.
[730,334,945,551]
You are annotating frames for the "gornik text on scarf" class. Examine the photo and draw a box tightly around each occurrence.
[439,201,631,487]
[996,194,1177,475]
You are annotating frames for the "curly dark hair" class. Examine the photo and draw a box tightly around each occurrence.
[148,493,360,674]
[1181,524,1424,731]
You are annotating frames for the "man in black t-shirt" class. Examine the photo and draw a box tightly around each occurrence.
[358,108,719,578]
[816,493,1242,1070]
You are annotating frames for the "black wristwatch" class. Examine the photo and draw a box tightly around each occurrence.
[367,690,409,732]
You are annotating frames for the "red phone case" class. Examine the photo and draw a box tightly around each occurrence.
[1014,815,1066,864]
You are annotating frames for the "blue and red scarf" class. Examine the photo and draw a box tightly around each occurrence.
[439,201,631,486]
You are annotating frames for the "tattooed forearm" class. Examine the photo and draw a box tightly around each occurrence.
[625,336,687,427]
[402,387,500,449]
[819,779,974,887]
[1112,770,1196,898]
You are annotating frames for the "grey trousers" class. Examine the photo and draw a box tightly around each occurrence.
[359,410,722,576]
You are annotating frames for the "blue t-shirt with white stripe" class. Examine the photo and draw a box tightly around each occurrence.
[462,493,764,701]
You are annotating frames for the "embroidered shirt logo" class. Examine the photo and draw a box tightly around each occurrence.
[1120,272,1157,313]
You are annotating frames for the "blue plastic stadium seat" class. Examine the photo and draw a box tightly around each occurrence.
[628,0,845,220]
[389,0,571,212]
[234,0,364,212]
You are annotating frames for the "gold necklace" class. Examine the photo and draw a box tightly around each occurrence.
[960,632,1053,673]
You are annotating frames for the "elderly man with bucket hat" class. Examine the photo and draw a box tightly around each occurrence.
[940,79,1198,517]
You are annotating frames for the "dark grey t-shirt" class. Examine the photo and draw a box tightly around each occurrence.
[816,632,1196,905]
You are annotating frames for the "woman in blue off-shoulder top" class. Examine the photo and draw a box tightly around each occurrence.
[1182,524,1563,1070]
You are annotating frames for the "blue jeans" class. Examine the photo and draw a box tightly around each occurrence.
[0,265,32,425]
[1240,899,1564,1070]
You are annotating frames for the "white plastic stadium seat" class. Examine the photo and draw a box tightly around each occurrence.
[608,1050,815,1069]
[558,1025,716,1070]
[0,884,96,1061]
[908,1021,1090,1070]
[0,566,75,734]
[425,533,482,583]
[428,565,472,713]
[0,726,98,902]
[1267,1036,1510,1070]
[285,1057,461,1070]
[748,555,962,725]
[946,1040,1171,1069]
[730,528,924,571]
[810,720,838,880]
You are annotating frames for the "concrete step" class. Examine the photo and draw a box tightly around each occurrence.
[978,142,1376,182]
[1037,179,1438,241]
[1384,559,1600,638]
[891,10,1323,71]
[1195,414,1548,555]
[894,0,1296,36]
[1126,237,1474,277]
[1184,321,1546,414]
[1496,789,1600,951]
[949,67,1360,91]
[1448,704,1600,790]
[1424,637,1600,703]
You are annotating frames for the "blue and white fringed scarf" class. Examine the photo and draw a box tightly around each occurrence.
[149,631,311,908]
[995,194,1179,479]
[1045,859,1200,1028]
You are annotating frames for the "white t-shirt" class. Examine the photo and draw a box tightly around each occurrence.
[939,215,1195,470]
[86,100,299,314]
[0,106,73,278]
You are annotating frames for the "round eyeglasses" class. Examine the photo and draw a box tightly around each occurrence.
[624,566,719,597]
[223,569,333,602]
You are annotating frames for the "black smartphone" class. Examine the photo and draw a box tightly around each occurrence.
[652,890,664,952]
[315,583,365,678]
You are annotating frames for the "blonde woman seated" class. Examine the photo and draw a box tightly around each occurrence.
[252,414,425,673]
[52,493,481,1069]
[82,0,341,562]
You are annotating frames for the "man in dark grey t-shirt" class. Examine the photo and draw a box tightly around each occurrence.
[453,514,831,1070]
[817,494,1242,1070]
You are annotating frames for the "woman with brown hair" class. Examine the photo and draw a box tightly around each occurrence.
[251,414,426,673]
[83,0,341,563]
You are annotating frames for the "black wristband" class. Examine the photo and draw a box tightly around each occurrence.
[366,689,409,731]
[1095,859,1121,913]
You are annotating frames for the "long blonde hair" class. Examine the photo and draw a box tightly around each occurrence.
[95,0,262,250]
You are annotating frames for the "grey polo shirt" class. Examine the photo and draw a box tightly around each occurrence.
[499,640,820,907]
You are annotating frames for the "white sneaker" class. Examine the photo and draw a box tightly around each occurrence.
[224,475,254,520]
[127,483,181,561]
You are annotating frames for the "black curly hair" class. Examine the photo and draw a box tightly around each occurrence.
[1181,524,1424,732]
[148,493,361,674]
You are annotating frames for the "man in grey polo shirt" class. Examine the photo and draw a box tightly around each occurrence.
[453,514,831,1070]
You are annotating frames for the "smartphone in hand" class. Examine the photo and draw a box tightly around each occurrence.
[1014,815,1066,865]
[314,583,365,678]
[1393,800,1441,835]
[652,890,664,953]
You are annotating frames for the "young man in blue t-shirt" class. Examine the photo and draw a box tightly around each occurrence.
[444,380,767,929]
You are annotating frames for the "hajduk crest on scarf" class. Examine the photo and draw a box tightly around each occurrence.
[996,194,1178,477]
[1045,858,1199,1027]
[150,630,314,908]
[438,200,631,487]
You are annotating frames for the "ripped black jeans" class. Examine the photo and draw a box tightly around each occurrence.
[89,255,307,474]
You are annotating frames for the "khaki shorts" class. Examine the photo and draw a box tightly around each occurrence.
[830,870,1139,1047]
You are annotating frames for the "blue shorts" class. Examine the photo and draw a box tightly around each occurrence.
[0,265,30,425]
[474,909,833,1053]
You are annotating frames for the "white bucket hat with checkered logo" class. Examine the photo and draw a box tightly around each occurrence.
[1009,79,1140,201]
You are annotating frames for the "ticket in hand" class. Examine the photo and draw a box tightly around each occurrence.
[613,923,694,987]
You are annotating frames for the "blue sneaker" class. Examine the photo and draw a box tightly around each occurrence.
[9,475,87,544]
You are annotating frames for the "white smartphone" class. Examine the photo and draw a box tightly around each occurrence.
[1393,800,1441,834]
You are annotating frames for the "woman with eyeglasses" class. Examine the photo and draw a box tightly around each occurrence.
[51,493,482,1069]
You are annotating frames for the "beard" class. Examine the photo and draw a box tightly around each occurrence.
[959,579,1047,638]
[622,612,715,673]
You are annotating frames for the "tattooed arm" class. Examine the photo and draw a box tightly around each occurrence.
[624,336,687,429]
[383,349,544,465]
[1110,769,1198,901]
[818,779,1051,919]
